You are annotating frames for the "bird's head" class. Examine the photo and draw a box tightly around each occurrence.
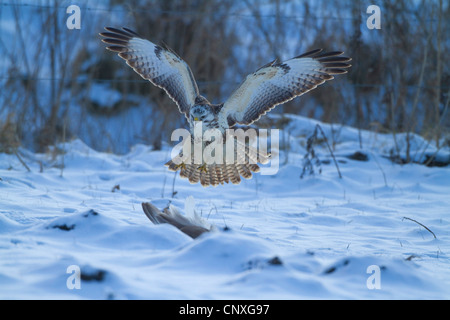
[190,105,214,122]
[190,96,215,124]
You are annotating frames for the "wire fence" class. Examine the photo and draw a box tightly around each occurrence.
[0,0,448,154]
[0,76,448,91]
[0,1,443,22]
[1,1,447,92]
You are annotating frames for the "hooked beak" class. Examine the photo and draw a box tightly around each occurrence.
[194,117,199,121]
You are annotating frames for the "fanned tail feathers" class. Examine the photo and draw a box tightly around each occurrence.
[165,161,260,187]
[165,135,270,187]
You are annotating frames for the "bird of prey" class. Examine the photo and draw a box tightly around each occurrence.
[100,27,351,187]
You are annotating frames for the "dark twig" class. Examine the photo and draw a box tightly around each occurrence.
[171,171,178,197]
[402,216,437,239]
[300,127,322,178]
[14,149,31,172]
[301,124,342,179]
[315,124,342,179]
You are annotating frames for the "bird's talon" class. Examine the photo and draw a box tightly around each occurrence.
[197,164,208,173]
[174,162,187,171]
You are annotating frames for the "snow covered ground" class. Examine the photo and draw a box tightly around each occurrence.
[0,115,449,299]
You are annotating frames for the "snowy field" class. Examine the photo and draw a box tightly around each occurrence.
[0,115,449,300]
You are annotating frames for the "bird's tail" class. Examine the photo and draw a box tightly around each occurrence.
[165,135,271,187]
[165,160,260,187]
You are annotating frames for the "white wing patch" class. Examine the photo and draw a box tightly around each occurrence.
[230,67,280,115]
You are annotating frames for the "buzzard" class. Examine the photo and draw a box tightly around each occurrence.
[100,27,351,187]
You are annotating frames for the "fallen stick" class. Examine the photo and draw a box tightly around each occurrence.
[402,216,437,239]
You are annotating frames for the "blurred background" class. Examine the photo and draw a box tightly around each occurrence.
[0,0,448,156]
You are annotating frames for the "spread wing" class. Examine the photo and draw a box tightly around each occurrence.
[220,49,352,126]
[99,27,200,119]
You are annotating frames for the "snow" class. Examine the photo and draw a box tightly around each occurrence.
[0,115,449,299]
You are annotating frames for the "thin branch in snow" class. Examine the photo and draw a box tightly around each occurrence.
[14,149,31,172]
[300,124,342,179]
[402,217,437,239]
[171,171,178,198]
